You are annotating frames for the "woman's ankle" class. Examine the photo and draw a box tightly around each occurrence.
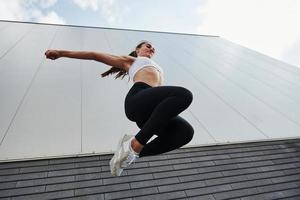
[131,138,144,153]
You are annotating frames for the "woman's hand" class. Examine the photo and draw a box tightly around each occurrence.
[45,50,61,60]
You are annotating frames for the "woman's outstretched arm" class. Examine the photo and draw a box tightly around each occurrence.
[45,50,134,70]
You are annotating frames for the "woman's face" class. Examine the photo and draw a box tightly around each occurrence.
[136,42,155,58]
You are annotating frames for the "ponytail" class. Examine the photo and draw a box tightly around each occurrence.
[101,67,127,79]
[101,40,149,80]
[129,50,137,57]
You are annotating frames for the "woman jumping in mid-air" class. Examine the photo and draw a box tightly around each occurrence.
[45,41,194,176]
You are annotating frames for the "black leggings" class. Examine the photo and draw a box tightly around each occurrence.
[125,82,194,157]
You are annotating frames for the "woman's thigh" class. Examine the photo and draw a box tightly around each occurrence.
[156,115,194,138]
[136,115,193,138]
[125,85,190,122]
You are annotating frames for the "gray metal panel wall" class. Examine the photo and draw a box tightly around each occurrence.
[0,21,299,161]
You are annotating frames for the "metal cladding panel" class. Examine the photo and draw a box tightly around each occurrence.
[213,38,300,102]
[155,34,300,138]
[126,31,267,142]
[0,21,299,161]
[0,22,8,30]
[80,28,133,153]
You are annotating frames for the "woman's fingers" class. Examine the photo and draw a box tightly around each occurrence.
[45,50,51,58]
[45,50,58,60]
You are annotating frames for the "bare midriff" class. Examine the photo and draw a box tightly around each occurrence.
[132,66,164,87]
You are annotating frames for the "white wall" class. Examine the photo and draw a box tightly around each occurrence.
[0,21,300,161]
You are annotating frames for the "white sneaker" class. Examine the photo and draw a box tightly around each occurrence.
[110,134,139,176]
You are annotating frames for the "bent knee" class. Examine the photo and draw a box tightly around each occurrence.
[184,88,193,105]
[177,87,193,107]
[183,125,194,144]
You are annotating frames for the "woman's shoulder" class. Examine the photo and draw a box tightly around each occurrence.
[120,55,136,62]
[121,55,136,70]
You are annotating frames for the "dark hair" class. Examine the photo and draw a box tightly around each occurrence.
[101,41,150,80]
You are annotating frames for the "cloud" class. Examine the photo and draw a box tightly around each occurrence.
[33,10,66,24]
[0,0,29,21]
[0,0,65,24]
[72,0,104,11]
[196,0,300,67]
[39,0,58,8]
[72,0,127,24]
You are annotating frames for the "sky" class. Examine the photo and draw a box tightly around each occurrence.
[0,0,300,68]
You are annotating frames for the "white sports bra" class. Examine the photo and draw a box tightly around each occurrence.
[128,56,164,80]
